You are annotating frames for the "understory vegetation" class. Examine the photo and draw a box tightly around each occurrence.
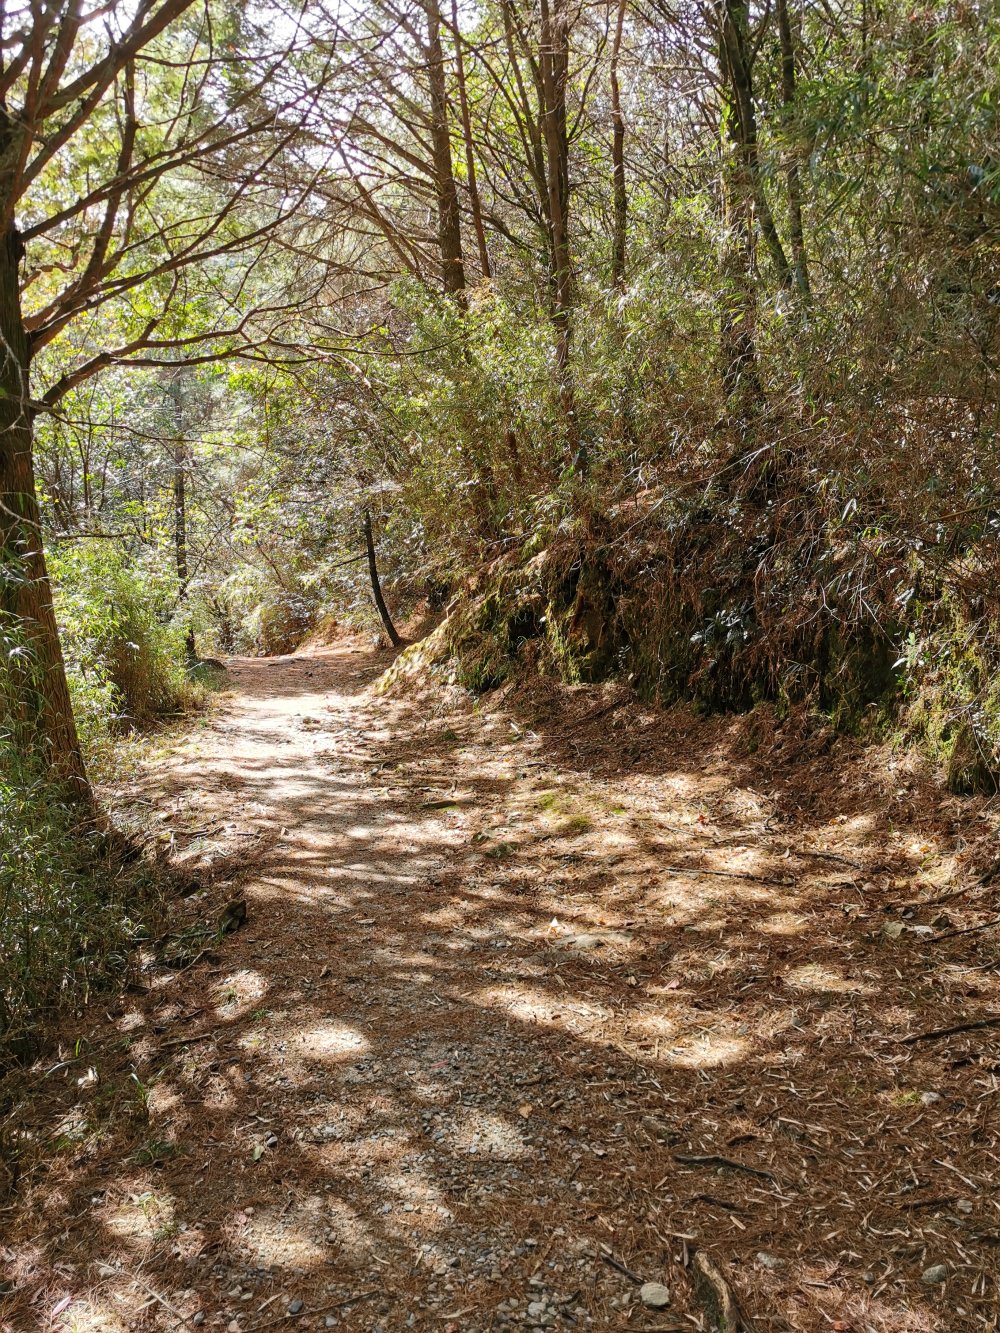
[1,0,999,1056]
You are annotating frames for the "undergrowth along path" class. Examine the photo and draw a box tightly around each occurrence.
[4,642,1000,1333]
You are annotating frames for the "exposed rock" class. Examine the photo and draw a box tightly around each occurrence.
[639,1281,671,1309]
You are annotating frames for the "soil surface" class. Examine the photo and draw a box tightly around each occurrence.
[3,642,1000,1333]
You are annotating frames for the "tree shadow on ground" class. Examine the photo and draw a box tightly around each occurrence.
[2,645,996,1333]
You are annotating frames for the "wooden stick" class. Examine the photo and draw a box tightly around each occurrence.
[659,866,793,888]
[673,1153,779,1185]
[245,1290,378,1331]
[599,1248,644,1285]
[901,1016,1000,1045]
[156,1031,216,1052]
[927,915,1000,944]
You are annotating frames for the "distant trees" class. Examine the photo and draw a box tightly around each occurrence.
[7,0,1000,804]
[1,0,330,796]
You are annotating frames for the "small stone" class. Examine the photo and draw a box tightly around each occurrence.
[639,1282,671,1309]
[288,1297,304,1314]
[192,1316,205,1328]
[921,1264,949,1285]
[756,1252,783,1270]
[956,1198,974,1214]
[920,1091,942,1106]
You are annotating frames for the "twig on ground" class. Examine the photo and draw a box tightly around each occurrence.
[691,1251,758,1332]
[600,1247,644,1285]
[904,884,973,909]
[673,1154,779,1184]
[900,1017,1000,1045]
[246,1290,378,1331]
[688,1193,747,1213]
[899,1195,956,1210]
[927,915,1000,943]
[156,1031,217,1052]
[122,1270,198,1329]
[789,848,863,870]
[659,866,793,888]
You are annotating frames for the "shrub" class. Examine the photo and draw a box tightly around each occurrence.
[0,751,148,1061]
[49,541,199,753]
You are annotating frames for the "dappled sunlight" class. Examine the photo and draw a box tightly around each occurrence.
[437,1109,530,1160]
[664,1031,751,1068]
[292,1021,370,1059]
[785,962,875,995]
[104,1191,176,1243]
[236,1209,331,1270]
[210,968,269,1019]
[757,910,812,935]
[7,645,996,1333]
[58,1300,129,1333]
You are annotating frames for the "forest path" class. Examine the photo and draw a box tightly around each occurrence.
[6,641,998,1333]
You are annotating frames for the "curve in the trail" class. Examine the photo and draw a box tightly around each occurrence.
[1,643,985,1333]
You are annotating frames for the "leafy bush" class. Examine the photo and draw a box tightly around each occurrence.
[210,565,317,655]
[49,541,199,753]
[0,753,146,1061]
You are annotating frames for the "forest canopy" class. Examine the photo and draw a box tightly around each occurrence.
[1,0,999,870]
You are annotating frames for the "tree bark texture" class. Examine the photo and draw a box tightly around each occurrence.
[717,0,765,416]
[425,0,468,305]
[364,510,402,647]
[610,0,628,289]
[777,0,810,295]
[538,0,580,460]
[0,222,89,796]
[169,369,197,660]
[450,0,492,281]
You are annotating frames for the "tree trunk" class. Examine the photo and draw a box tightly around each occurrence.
[169,370,197,660]
[363,510,402,648]
[425,0,467,305]
[0,224,90,798]
[719,0,792,290]
[717,0,765,419]
[610,0,628,289]
[777,0,810,296]
[609,0,634,447]
[538,0,580,462]
[450,0,492,281]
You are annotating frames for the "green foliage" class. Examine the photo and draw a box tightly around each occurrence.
[0,756,148,1060]
[49,541,200,756]
[898,600,1000,793]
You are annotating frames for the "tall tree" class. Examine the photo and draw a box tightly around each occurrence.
[610,0,628,288]
[425,0,468,303]
[450,0,493,281]
[0,0,329,796]
[776,0,810,295]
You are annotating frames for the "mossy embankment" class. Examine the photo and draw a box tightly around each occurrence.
[385,489,1000,795]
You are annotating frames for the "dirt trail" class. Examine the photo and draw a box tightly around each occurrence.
[4,643,1000,1333]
